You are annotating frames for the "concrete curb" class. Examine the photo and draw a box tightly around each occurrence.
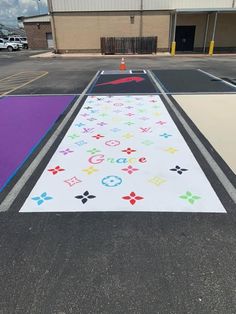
[30,51,236,59]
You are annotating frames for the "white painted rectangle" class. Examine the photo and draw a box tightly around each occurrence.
[20,95,226,213]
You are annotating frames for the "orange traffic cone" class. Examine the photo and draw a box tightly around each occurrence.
[119,57,127,71]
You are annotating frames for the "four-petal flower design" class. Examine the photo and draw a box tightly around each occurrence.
[122,147,136,155]
[32,192,53,206]
[122,165,139,175]
[122,192,144,205]
[75,191,96,204]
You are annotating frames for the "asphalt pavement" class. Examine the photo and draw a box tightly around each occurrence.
[0,51,236,314]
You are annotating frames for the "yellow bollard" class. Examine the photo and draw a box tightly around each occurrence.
[209,40,215,56]
[171,41,176,56]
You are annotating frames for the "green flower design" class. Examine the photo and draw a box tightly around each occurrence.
[180,191,201,205]
[87,148,101,155]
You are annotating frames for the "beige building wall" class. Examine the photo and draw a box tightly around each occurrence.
[176,13,208,49]
[177,13,236,51]
[53,11,170,52]
[213,13,236,48]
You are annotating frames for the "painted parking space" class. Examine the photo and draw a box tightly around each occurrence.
[173,94,236,174]
[90,72,158,94]
[0,71,48,95]
[20,95,225,213]
[0,95,75,191]
[152,69,236,93]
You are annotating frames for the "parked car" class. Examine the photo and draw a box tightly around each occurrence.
[19,37,28,49]
[7,37,24,49]
[0,38,19,51]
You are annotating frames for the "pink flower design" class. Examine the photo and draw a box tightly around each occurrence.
[122,192,144,205]
[122,165,139,175]
[122,147,136,155]
[92,134,104,139]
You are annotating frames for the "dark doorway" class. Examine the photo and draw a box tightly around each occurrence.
[175,26,196,51]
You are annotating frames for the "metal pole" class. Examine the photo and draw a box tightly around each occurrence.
[211,12,218,41]
[209,12,218,55]
[171,12,177,56]
[140,0,143,37]
[172,12,177,42]
[203,13,209,53]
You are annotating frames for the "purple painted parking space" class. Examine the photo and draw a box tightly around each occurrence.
[0,95,75,191]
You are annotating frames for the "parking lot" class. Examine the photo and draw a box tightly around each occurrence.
[0,51,236,313]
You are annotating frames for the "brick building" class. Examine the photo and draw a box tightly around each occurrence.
[23,14,53,49]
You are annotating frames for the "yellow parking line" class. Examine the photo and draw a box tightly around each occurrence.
[1,71,48,96]
[0,72,26,82]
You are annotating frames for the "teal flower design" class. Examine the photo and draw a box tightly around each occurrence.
[180,191,201,205]
[32,192,53,206]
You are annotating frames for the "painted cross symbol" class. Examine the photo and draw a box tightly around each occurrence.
[156,121,166,126]
[82,128,94,134]
[139,117,149,121]
[48,166,65,175]
[165,147,178,154]
[87,148,101,155]
[160,133,172,139]
[110,128,121,132]
[99,113,108,117]
[138,109,146,113]
[68,134,79,140]
[82,166,98,175]
[75,123,85,128]
[123,133,134,139]
[59,148,73,155]
[170,166,188,175]
[92,134,104,139]
[142,140,154,146]
[125,121,135,126]
[149,176,166,187]
[122,148,136,155]
[140,127,152,133]
[97,122,107,126]
[75,140,87,147]
[80,113,89,118]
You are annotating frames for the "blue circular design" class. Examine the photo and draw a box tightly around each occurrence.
[102,176,122,188]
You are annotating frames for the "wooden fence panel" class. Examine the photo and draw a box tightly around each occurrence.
[101,37,157,54]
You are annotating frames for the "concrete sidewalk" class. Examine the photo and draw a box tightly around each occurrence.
[30,51,236,59]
